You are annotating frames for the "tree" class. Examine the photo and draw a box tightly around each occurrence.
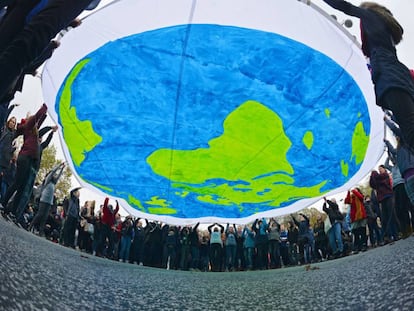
[35,144,72,201]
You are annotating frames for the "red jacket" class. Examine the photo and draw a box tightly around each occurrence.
[17,103,47,159]
[101,197,119,227]
[345,189,367,223]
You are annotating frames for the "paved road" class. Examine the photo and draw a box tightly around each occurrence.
[1,217,414,310]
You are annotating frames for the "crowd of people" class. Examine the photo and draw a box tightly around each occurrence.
[0,103,411,273]
[2,175,413,273]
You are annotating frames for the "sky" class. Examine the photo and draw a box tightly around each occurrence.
[10,0,414,217]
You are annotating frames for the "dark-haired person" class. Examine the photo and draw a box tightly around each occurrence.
[322,197,344,259]
[383,115,414,237]
[323,1,414,151]
[63,187,81,248]
[1,103,47,225]
[208,223,224,272]
[101,197,119,259]
[28,162,65,237]
[370,165,397,243]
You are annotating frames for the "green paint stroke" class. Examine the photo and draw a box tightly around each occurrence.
[146,196,177,215]
[302,131,314,150]
[84,179,113,192]
[351,121,369,165]
[324,108,331,118]
[148,100,327,207]
[148,207,177,215]
[341,159,349,177]
[127,194,145,211]
[59,59,103,167]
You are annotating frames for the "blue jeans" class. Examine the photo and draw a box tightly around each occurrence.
[268,240,281,267]
[225,245,236,270]
[328,222,343,254]
[243,247,254,269]
[15,164,37,223]
[119,236,132,262]
[368,220,383,245]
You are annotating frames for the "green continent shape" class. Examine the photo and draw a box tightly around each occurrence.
[302,131,314,150]
[59,59,103,167]
[147,100,327,206]
[146,196,177,215]
[351,121,369,165]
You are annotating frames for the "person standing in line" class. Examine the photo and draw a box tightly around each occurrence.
[323,197,344,258]
[345,188,368,253]
[224,223,237,272]
[364,195,382,247]
[130,218,145,265]
[63,187,81,248]
[118,216,134,263]
[252,218,268,270]
[267,218,281,269]
[14,124,57,227]
[242,224,255,271]
[384,114,414,237]
[0,103,19,199]
[189,222,200,271]
[208,223,224,272]
[1,103,47,225]
[313,215,328,261]
[28,162,65,236]
[101,197,119,259]
[370,165,398,242]
[287,220,299,265]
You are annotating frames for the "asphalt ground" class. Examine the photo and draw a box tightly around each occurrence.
[1,217,414,311]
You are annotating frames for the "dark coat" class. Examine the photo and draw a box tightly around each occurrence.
[323,0,414,105]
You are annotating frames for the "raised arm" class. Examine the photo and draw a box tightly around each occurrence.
[323,0,365,17]
[193,222,200,231]
[384,116,402,138]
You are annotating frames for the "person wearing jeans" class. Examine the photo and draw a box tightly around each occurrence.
[323,197,344,257]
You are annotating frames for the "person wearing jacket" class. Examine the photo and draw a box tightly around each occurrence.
[242,225,255,271]
[1,103,47,225]
[323,0,414,151]
[118,216,134,263]
[323,197,344,258]
[267,218,281,268]
[224,223,237,272]
[0,103,18,198]
[208,223,224,272]
[292,213,312,264]
[28,162,65,236]
[101,197,119,259]
[345,188,368,252]
[370,165,397,242]
[384,114,414,237]
[252,218,268,269]
[63,187,80,248]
